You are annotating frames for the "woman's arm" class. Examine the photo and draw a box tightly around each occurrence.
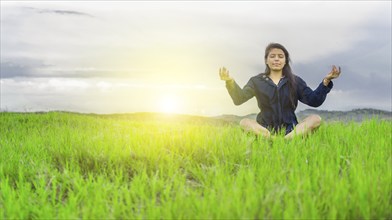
[298,65,341,107]
[219,67,254,105]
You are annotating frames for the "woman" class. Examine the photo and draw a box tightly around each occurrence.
[219,43,341,139]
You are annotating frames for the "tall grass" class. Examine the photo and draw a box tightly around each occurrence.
[0,112,391,219]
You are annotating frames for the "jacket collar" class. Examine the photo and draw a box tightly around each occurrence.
[261,73,288,88]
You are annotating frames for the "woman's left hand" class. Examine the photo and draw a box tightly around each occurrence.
[325,65,341,80]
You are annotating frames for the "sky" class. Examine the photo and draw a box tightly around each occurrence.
[1,1,391,116]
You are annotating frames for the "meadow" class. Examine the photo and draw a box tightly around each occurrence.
[0,112,391,219]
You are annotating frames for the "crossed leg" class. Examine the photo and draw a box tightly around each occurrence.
[284,114,322,139]
[239,118,271,138]
[239,114,322,140]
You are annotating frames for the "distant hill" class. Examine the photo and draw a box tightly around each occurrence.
[5,108,391,125]
[214,108,392,124]
[87,112,233,126]
[212,113,256,124]
[296,108,392,122]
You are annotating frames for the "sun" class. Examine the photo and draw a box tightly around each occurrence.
[158,94,182,114]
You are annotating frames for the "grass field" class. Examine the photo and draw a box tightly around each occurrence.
[0,112,391,219]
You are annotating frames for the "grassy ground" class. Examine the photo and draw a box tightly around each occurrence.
[0,112,391,219]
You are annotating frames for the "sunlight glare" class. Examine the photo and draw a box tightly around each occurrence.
[159,94,182,114]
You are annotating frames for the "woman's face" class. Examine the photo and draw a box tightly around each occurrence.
[266,48,286,72]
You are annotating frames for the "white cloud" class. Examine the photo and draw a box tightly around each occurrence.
[2,1,385,68]
[1,1,391,114]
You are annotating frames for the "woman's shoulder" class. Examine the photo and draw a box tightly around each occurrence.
[293,74,308,86]
[250,73,268,80]
[294,74,305,82]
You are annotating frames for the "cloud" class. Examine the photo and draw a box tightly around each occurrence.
[0,59,134,78]
[0,77,224,114]
[22,6,93,17]
[293,50,391,112]
[0,58,50,78]
[288,6,391,112]
[1,1,390,114]
[296,18,390,89]
[2,1,386,80]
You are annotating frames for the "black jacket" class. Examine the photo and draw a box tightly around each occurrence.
[226,73,333,132]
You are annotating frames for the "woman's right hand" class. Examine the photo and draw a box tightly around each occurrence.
[219,67,233,82]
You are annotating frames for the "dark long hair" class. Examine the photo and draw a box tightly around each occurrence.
[264,43,297,108]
